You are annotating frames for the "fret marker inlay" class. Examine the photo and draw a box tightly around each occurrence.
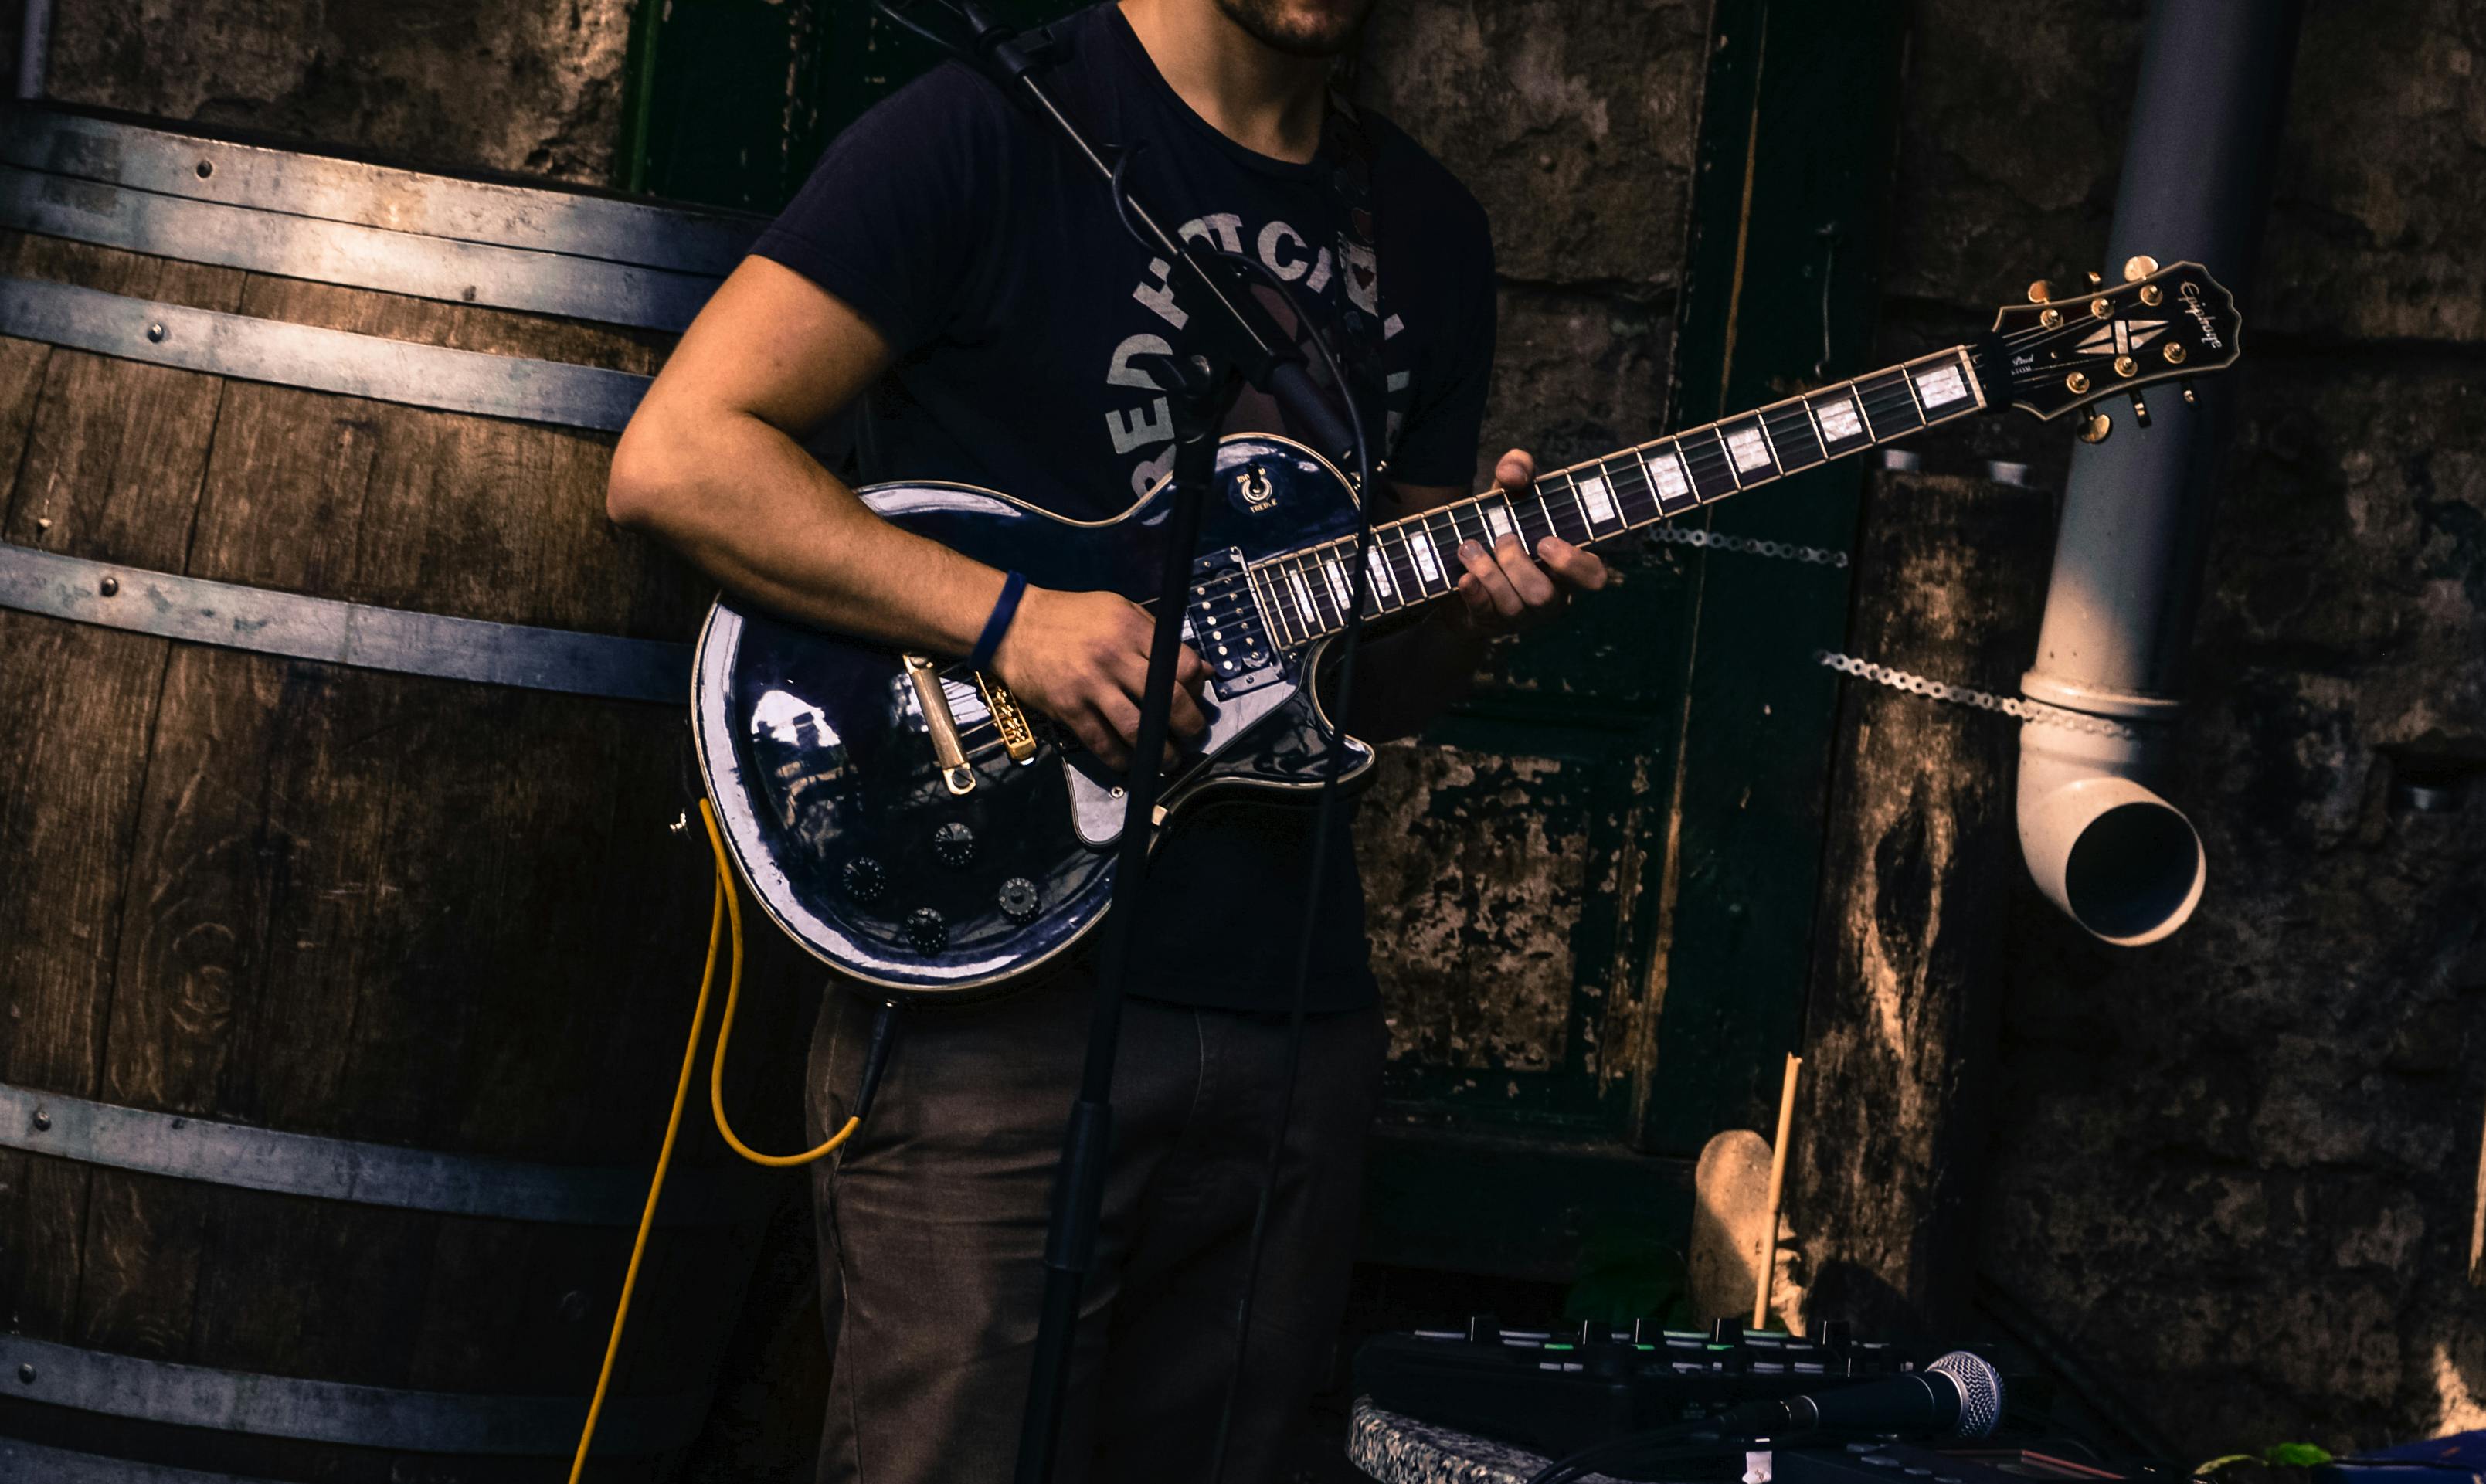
[1410,533,1442,583]
[1815,395,1866,442]
[1578,475,1619,525]
[1914,364,1969,409]
[1485,504,1513,541]
[1645,450,1690,501]
[1726,426,1773,474]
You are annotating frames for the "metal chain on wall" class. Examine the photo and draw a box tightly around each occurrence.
[1647,484,2140,740]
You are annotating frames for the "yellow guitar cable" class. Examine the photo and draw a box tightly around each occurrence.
[568,798,896,1482]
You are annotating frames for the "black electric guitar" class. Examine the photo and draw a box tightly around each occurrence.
[692,260,2242,998]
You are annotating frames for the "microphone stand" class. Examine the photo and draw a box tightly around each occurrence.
[861,6,1367,1482]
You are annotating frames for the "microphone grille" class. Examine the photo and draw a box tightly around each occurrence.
[1928,1351,2005,1438]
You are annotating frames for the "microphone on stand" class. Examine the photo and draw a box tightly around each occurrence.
[1725,1351,2007,1439]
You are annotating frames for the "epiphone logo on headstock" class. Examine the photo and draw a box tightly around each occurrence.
[2179,280,2224,350]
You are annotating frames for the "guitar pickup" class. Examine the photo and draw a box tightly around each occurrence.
[975,673,1040,763]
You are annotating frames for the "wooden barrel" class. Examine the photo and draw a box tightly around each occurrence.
[0,105,807,1483]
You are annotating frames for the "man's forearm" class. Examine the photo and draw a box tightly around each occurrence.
[608,402,1004,656]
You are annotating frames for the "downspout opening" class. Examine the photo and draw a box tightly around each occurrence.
[2061,800,2206,946]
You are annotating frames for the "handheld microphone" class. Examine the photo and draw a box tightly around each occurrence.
[1724,1350,2005,1439]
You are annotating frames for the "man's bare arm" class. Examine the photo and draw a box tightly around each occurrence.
[607,256,1204,769]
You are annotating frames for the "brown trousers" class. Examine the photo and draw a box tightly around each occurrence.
[807,974,1386,1484]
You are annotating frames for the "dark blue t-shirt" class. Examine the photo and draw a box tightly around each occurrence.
[751,3,1496,1010]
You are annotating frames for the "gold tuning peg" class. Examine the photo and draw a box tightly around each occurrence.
[2130,390,2151,428]
[2087,270,2104,288]
[2078,407,2112,443]
[2027,279,2054,304]
[2122,254,2160,283]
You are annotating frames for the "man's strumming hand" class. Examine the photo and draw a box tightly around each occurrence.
[991,584,1208,773]
[1448,447,1609,637]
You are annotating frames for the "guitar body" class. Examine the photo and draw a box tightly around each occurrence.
[691,434,1375,1000]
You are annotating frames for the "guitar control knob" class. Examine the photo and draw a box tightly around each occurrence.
[997,877,1040,924]
[904,908,948,955]
[932,822,976,869]
[841,857,887,903]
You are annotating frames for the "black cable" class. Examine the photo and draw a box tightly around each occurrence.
[1198,243,1376,1484]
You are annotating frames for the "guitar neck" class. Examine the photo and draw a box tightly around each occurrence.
[1246,344,1990,646]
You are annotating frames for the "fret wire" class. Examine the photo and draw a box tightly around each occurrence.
[1604,451,1661,526]
[1719,418,1778,486]
[1895,365,1930,423]
[1644,440,1696,514]
[1294,555,1337,633]
[1858,368,1925,429]
[1262,565,1306,645]
[1678,433,1740,502]
[1382,524,1427,597]
[1801,395,1831,450]
[1472,492,1511,549]
[1751,413,1785,475]
[1707,426,1744,491]
[1849,380,1881,440]
[1397,520,1444,593]
[1762,404,1824,469]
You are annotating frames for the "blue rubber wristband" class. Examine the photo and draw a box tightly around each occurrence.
[967,570,1027,671]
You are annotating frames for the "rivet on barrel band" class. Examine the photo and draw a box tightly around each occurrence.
[0,1336,709,1456]
[0,1083,776,1227]
[0,545,692,705]
[0,276,652,431]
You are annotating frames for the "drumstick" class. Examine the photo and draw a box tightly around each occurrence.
[1754,1053,1802,1331]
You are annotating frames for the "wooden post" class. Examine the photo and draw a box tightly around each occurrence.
[1791,466,2055,1340]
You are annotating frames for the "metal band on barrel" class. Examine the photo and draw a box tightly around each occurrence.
[0,545,691,705]
[0,105,761,273]
[0,1440,282,1484]
[0,1336,708,1455]
[0,276,650,430]
[0,166,721,331]
[0,1083,775,1226]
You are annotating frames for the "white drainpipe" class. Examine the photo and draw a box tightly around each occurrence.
[2016,0,2301,946]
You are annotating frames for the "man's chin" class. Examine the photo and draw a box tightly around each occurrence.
[1214,0,1368,59]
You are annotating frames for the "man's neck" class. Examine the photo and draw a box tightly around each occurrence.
[1119,0,1333,164]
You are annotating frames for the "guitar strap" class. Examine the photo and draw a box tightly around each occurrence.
[1319,87,1391,473]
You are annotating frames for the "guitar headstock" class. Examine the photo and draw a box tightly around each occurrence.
[1985,257,2241,430]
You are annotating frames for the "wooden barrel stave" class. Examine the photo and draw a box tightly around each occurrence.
[0,111,803,1481]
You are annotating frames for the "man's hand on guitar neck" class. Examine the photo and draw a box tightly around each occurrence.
[991,586,1209,773]
[1344,448,1608,743]
[1445,447,1610,637]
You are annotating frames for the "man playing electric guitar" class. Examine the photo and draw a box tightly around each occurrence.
[608,0,1605,1476]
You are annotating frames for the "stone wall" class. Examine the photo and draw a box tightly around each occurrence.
[1851,0,2486,1455]
[28,0,2486,1462]
[42,0,630,182]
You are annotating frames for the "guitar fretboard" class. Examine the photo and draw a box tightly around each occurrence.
[1245,345,1988,646]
